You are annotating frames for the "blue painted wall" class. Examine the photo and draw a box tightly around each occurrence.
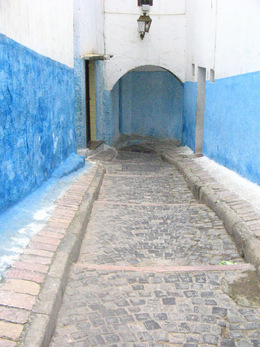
[182,71,260,185]
[74,58,86,149]
[95,61,120,145]
[119,71,184,141]
[182,82,197,151]
[203,72,260,185]
[0,34,78,212]
[96,68,184,145]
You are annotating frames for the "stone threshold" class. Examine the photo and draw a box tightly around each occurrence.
[73,262,254,273]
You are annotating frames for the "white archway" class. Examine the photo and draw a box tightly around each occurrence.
[104,61,185,91]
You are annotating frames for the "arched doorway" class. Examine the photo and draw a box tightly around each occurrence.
[114,65,184,143]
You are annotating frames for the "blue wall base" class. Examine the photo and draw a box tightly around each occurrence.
[182,71,260,185]
[52,153,85,179]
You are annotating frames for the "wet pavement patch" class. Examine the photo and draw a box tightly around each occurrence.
[120,144,156,154]
[224,270,260,307]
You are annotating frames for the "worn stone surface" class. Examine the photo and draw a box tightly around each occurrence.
[1,279,40,296]
[0,164,101,345]
[0,306,30,324]
[20,166,105,346]
[0,321,24,340]
[51,269,260,346]
[51,149,260,346]
[79,203,243,268]
[161,143,260,275]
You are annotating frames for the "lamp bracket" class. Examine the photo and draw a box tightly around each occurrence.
[141,4,150,14]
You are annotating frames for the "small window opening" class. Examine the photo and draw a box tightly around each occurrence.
[138,0,153,6]
[210,69,215,83]
[195,67,207,155]
[192,64,195,77]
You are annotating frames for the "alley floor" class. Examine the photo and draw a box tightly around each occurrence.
[50,147,260,347]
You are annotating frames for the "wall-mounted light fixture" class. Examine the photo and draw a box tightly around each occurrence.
[137,5,152,40]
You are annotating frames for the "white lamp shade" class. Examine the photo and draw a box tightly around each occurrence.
[137,20,146,34]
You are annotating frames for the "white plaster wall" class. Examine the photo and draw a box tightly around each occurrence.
[104,0,186,90]
[185,0,260,81]
[185,0,216,81]
[105,0,185,15]
[74,0,104,57]
[215,0,260,78]
[0,0,74,67]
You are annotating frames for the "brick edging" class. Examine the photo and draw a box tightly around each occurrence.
[74,262,254,273]
[19,166,105,347]
[162,152,260,280]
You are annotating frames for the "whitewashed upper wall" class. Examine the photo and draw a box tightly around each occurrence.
[215,0,260,79]
[74,0,104,58]
[0,0,74,67]
[185,0,260,81]
[104,0,186,90]
[185,0,216,81]
[2,0,258,81]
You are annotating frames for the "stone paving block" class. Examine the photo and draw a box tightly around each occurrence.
[51,208,76,217]
[20,254,52,265]
[31,235,61,246]
[0,339,16,347]
[29,241,58,252]
[0,321,23,340]
[25,248,54,258]
[203,333,219,345]
[0,291,36,310]
[169,333,186,344]
[0,306,30,324]
[5,269,45,283]
[13,261,49,273]
[44,226,67,234]
[47,220,71,229]
[2,279,40,296]
[37,230,65,240]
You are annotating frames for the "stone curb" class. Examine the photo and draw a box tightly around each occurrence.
[20,166,105,347]
[162,152,260,280]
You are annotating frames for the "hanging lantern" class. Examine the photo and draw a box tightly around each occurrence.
[137,14,152,39]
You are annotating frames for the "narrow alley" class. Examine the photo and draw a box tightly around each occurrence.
[1,1,260,346]
[50,144,260,346]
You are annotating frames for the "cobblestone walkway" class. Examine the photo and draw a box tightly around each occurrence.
[51,150,260,346]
